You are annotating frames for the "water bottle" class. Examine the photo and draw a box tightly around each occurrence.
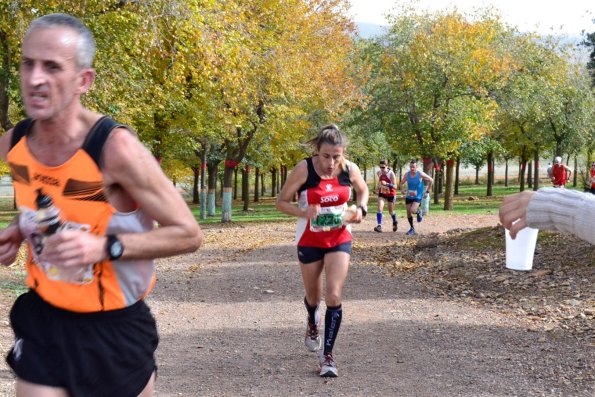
[35,188,62,236]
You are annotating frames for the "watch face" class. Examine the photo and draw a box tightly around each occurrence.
[110,241,123,258]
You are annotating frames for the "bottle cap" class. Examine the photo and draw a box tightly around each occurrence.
[36,188,53,209]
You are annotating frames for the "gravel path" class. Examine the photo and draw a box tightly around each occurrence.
[0,214,592,396]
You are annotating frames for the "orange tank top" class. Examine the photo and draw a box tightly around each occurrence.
[7,117,155,312]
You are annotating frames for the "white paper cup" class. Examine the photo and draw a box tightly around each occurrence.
[505,227,539,271]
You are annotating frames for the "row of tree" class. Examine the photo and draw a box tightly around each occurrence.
[343,7,595,210]
[1,1,594,219]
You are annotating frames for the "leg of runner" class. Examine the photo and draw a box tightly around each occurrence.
[388,200,397,231]
[375,197,385,232]
[300,260,324,353]
[319,251,349,377]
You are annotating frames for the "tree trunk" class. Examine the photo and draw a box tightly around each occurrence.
[207,162,219,217]
[0,32,13,131]
[271,167,277,198]
[233,168,238,200]
[243,166,250,211]
[221,165,234,222]
[486,151,493,197]
[454,157,460,195]
[520,160,527,192]
[192,166,199,204]
[433,160,441,205]
[443,159,455,211]
[533,148,540,191]
[261,173,265,197]
[200,153,207,220]
[504,159,509,187]
[527,161,533,189]
[281,165,288,187]
[254,167,260,202]
[475,166,480,185]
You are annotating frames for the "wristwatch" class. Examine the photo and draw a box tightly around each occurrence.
[106,234,124,261]
[357,205,367,217]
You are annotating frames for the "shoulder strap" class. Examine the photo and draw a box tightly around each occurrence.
[10,118,34,149]
[81,116,126,169]
[338,161,351,186]
[298,157,320,193]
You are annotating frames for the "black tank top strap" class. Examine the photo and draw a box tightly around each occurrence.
[298,157,320,193]
[81,116,127,170]
[10,118,34,149]
[338,161,351,186]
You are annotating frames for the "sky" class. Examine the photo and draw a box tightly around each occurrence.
[348,0,594,37]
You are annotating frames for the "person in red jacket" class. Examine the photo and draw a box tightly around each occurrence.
[551,156,572,188]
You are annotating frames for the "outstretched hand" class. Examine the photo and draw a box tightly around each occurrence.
[499,191,535,239]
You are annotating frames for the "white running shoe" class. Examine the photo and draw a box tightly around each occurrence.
[304,317,322,352]
[319,352,338,377]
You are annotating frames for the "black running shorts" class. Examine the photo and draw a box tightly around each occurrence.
[378,194,396,203]
[297,241,352,264]
[6,290,158,397]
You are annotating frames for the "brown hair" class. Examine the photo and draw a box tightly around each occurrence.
[305,124,348,170]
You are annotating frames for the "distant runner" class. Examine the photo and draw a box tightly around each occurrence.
[400,159,433,235]
[374,159,398,232]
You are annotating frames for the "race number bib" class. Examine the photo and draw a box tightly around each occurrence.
[310,205,345,232]
[380,186,390,195]
[408,190,417,197]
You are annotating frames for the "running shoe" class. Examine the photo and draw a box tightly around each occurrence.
[374,225,382,233]
[406,228,416,236]
[392,221,398,232]
[304,317,322,352]
[416,210,423,223]
[319,352,338,377]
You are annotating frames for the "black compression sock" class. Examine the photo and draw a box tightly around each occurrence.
[304,297,319,325]
[323,305,342,355]
[408,216,414,228]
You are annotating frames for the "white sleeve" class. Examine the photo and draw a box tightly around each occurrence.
[526,188,595,245]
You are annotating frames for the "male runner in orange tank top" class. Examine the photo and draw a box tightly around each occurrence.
[0,13,202,397]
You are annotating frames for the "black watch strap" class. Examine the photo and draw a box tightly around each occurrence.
[106,234,124,261]
[357,205,367,217]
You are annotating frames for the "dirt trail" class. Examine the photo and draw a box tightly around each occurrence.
[0,214,592,396]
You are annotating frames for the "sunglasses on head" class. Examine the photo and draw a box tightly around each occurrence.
[379,165,386,169]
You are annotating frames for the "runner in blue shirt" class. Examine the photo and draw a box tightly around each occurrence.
[399,159,433,235]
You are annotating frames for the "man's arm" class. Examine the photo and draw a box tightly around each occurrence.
[42,128,202,267]
[100,128,202,260]
[399,173,408,192]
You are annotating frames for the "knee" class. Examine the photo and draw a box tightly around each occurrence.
[325,292,341,307]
